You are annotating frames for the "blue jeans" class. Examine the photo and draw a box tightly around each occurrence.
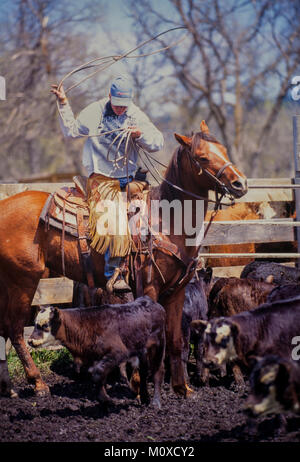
[104,176,133,279]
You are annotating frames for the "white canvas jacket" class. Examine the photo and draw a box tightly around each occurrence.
[58,97,164,178]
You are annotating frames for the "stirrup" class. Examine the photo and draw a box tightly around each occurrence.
[106,268,132,294]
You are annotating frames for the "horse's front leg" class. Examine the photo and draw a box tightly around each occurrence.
[7,284,50,396]
[11,334,50,395]
[163,289,186,397]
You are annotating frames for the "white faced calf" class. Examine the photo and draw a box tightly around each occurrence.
[29,297,166,409]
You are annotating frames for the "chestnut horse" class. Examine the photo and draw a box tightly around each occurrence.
[0,121,247,397]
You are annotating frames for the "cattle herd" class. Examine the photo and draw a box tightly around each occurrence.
[190,261,300,424]
[3,260,300,436]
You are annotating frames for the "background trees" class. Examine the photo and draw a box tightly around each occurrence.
[1,0,300,181]
[0,0,104,180]
[124,0,300,177]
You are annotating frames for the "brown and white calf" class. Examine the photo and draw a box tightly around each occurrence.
[246,355,300,416]
[192,298,300,388]
[193,276,276,386]
[29,296,166,408]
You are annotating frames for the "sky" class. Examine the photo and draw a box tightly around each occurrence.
[1,0,299,115]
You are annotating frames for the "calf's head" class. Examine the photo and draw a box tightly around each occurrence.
[191,317,239,369]
[28,306,61,349]
[246,356,299,416]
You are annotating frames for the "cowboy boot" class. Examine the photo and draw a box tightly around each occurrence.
[106,268,132,294]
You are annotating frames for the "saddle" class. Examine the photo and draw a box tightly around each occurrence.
[40,175,149,238]
[39,175,149,288]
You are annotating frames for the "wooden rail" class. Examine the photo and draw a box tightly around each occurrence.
[0,178,295,202]
[202,219,297,246]
[209,178,294,203]
[32,278,73,305]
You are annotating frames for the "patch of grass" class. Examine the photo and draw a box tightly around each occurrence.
[7,347,73,378]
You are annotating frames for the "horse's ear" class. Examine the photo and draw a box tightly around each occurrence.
[174,133,192,147]
[200,120,209,134]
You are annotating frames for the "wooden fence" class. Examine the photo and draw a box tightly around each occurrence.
[0,177,298,302]
[204,178,295,247]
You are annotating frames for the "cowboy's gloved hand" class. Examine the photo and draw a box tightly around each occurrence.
[51,84,67,105]
[128,126,142,139]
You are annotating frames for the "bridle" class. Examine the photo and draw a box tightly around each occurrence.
[180,145,236,206]
[190,154,234,200]
[139,145,236,207]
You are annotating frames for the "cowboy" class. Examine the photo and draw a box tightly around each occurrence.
[51,76,164,292]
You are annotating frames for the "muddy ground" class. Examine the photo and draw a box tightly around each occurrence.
[0,359,300,445]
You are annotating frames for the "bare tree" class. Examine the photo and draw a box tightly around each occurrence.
[124,0,300,176]
[0,0,105,180]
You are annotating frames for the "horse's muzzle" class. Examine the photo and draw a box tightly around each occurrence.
[230,178,248,197]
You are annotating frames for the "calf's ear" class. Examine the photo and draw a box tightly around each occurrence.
[190,319,208,335]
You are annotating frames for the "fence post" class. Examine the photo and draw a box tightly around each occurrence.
[293,115,300,267]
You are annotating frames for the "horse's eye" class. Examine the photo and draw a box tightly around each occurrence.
[198,156,209,163]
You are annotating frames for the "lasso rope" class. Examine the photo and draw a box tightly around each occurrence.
[58,26,187,95]
[55,26,187,146]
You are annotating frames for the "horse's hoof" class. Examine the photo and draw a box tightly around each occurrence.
[35,384,50,396]
[151,398,162,410]
[173,384,187,397]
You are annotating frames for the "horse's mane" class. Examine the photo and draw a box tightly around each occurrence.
[151,131,222,202]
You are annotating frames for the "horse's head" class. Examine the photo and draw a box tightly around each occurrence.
[174,120,247,199]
